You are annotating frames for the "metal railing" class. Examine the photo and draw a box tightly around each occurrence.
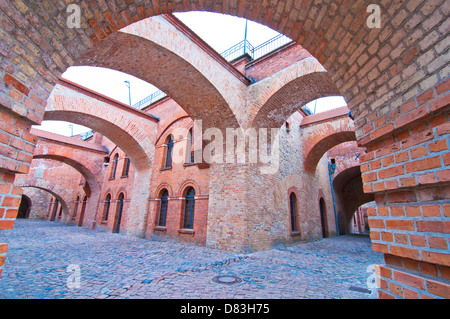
[133,33,293,110]
[252,34,292,60]
[220,39,255,61]
[133,89,167,110]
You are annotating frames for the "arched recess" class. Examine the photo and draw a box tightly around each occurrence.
[45,82,159,236]
[17,195,32,219]
[14,177,74,224]
[332,165,375,235]
[74,15,243,129]
[249,58,341,129]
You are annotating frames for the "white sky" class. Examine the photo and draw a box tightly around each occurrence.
[34,12,346,137]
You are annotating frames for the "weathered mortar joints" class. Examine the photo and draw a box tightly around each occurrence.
[0,1,448,299]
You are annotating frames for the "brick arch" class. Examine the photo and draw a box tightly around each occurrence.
[0,2,443,141]
[249,58,340,128]
[32,146,102,196]
[75,16,243,129]
[103,189,114,200]
[303,117,356,175]
[155,115,191,145]
[153,182,174,198]
[45,82,157,173]
[32,138,104,228]
[178,179,201,197]
[14,177,73,222]
[115,187,128,200]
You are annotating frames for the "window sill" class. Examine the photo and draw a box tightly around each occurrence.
[290,231,301,237]
[160,166,172,171]
[154,226,167,232]
[178,228,195,236]
[183,162,196,167]
[108,177,115,181]
[120,175,129,179]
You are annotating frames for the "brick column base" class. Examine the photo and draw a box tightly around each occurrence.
[376,255,449,299]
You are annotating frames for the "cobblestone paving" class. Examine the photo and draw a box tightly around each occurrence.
[0,220,384,299]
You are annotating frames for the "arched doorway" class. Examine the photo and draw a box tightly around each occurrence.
[319,198,328,238]
[78,196,87,227]
[338,211,346,236]
[114,193,125,233]
[72,196,80,221]
[50,198,59,222]
[17,195,32,219]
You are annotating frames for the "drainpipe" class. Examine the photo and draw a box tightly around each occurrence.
[328,158,340,236]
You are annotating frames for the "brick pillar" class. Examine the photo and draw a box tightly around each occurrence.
[0,66,44,278]
[0,109,39,277]
[359,78,449,299]
[126,168,153,238]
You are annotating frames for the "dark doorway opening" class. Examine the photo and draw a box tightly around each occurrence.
[319,198,328,238]
[17,195,31,219]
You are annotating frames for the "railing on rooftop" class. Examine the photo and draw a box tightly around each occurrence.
[220,39,255,61]
[133,33,293,110]
[133,89,167,110]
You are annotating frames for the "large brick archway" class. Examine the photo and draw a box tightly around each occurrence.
[0,1,448,298]
[76,15,245,129]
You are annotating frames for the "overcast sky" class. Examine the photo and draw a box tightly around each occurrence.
[34,12,346,137]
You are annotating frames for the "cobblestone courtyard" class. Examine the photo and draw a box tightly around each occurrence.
[0,219,384,299]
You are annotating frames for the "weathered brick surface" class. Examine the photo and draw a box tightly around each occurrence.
[0,0,448,299]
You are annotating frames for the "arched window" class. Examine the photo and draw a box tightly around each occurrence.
[103,193,111,221]
[158,189,169,227]
[188,128,194,163]
[289,192,298,232]
[165,135,174,168]
[115,193,125,233]
[182,187,195,229]
[110,153,119,179]
[122,156,131,177]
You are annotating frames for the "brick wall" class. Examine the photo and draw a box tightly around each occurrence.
[0,1,448,299]
[244,42,312,82]
[147,108,210,245]
[362,80,449,299]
